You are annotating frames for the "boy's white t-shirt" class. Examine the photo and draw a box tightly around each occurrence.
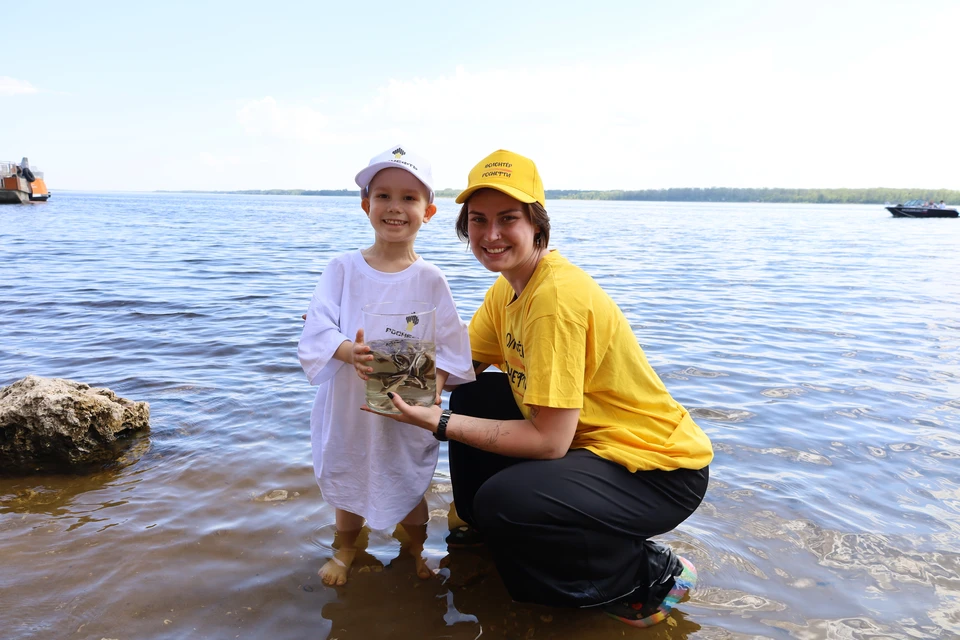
[298,250,475,530]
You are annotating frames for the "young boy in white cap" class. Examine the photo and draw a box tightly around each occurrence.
[298,145,475,586]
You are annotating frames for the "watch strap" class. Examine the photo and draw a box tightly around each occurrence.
[434,409,451,441]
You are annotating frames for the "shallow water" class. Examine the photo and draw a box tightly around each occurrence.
[1,193,958,639]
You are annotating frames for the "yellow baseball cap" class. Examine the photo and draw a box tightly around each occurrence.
[455,149,545,207]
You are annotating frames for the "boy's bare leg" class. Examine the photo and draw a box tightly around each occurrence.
[320,509,364,586]
[399,497,432,579]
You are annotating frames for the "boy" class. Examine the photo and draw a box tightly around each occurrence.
[298,145,474,585]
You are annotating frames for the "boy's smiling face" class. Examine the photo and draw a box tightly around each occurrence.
[361,168,437,246]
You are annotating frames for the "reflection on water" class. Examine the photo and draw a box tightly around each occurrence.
[0,433,150,520]
[1,193,959,639]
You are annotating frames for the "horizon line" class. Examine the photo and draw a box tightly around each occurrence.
[42,186,960,195]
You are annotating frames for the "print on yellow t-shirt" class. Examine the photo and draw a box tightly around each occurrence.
[503,331,527,393]
[469,251,714,472]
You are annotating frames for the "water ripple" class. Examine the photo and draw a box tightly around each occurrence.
[2,194,959,638]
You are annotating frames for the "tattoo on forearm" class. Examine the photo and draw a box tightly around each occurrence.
[484,421,503,447]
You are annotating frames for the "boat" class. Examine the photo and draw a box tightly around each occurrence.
[0,158,51,204]
[886,199,958,218]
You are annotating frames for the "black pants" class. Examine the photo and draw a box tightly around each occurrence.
[449,372,709,608]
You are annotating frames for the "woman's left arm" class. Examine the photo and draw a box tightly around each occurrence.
[365,396,579,460]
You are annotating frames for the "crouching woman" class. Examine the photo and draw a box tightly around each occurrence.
[368,149,713,629]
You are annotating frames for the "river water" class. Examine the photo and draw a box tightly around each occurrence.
[1,193,958,640]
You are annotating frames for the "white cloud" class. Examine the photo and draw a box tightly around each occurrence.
[354,53,960,189]
[354,59,801,187]
[0,76,38,96]
[236,97,331,142]
[358,58,798,150]
[217,47,960,190]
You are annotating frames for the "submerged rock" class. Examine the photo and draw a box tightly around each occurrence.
[0,375,150,474]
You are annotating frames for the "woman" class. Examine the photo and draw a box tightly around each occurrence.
[364,149,713,628]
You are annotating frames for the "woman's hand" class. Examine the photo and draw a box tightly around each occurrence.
[361,392,442,433]
[351,328,374,380]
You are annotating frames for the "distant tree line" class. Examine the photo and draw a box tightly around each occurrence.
[538,187,959,204]
[166,187,957,204]
[159,189,362,196]
[420,187,960,204]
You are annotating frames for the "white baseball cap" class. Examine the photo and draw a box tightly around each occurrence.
[354,144,435,203]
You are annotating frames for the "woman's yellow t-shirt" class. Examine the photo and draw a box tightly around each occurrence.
[469,250,713,472]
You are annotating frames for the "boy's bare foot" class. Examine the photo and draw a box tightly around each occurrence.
[319,547,357,586]
[398,515,432,580]
[413,552,433,579]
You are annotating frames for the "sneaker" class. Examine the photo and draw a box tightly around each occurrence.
[604,555,698,628]
[444,525,485,549]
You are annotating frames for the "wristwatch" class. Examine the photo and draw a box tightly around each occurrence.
[434,409,452,442]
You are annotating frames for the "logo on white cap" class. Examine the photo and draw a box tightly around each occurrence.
[355,144,434,203]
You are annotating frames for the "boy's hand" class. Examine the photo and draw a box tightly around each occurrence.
[352,328,374,380]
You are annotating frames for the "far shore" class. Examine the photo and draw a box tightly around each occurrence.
[154,187,959,205]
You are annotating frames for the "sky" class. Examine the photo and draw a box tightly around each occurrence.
[2,0,959,192]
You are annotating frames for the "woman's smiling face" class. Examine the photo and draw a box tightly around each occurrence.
[466,188,540,277]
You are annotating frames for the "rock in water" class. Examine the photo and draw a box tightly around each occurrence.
[0,375,150,474]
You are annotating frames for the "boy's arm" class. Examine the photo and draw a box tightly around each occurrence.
[333,339,355,364]
[443,360,489,391]
[431,272,480,387]
[298,260,353,385]
[435,369,450,403]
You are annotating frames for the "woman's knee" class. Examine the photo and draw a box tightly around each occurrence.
[472,479,516,534]
[472,468,544,534]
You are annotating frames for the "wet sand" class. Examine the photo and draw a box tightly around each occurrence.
[3,467,685,640]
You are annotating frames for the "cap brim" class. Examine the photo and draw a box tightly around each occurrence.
[355,161,435,203]
[454,183,538,205]
[355,161,396,190]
